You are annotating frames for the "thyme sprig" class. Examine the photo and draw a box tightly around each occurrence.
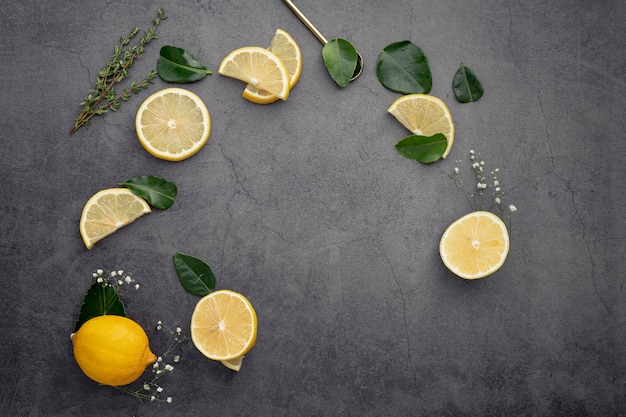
[70,8,167,134]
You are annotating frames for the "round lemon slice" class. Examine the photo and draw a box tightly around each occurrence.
[218,46,290,100]
[190,290,258,365]
[79,188,151,250]
[387,94,455,159]
[135,88,211,161]
[439,211,510,279]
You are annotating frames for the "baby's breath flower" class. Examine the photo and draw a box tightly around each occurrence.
[174,355,180,363]
[165,364,174,372]
[97,269,104,275]
[135,283,140,290]
[125,276,132,284]
[110,271,117,277]
[509,204,517,212]
[176,327,182,334]
[144,383,151,391]
[151,396,156,402]
[454,167,460,174]
[167,397,172,403]
[158,356,163,362]
[97,277,104,283]
[118,279,123,286]
[495,197,501,204]
[118,270,124,275]
[157,387,164,393]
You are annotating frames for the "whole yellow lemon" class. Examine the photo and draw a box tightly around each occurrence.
[71,315,157,386]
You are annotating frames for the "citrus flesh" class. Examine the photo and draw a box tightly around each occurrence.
[439,211,510,279]
[242,29,302,104]
[72,315,157,386]
[135,87,211,161]
[387,94,455,158]
[190,290,258,364]
[218,46,290,100]
[220,356,244,372]
[79,188,151,250]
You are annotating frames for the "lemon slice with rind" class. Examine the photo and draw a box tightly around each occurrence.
[219,46,290,100]
[190,290,258,364]
[79,188,151,250]
[439,211,510,279]
[135,88,211,161]
[387,94,455,159]
[243,29,302,104]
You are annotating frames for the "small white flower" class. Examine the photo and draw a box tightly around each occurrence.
[166,397,172,403]
[92,272,98,278]
[174,355,180,363]
[110,271,117,277]
[176,327,182,334]
[153,362,159,369]
[157,387,164,393]
[477,183,487,189]
[494,180,500,186]
[495,168,500,173]
[97,269,104,275]
[165,364,174,372]
[495,197,501,204]
[144,383,151,391]
[495,187,501,192]
[117,270,124,275]
[97,277,103,283]
[470,150,475,154]
[158,356,163,362]
[118,280,123,286]
[135,284,140,290]
[509,204,517,212]
[480,161,485,166]
[151,396,156,402]
[125,276,132,284]
[472,162,479,169]
[454,167,459,174]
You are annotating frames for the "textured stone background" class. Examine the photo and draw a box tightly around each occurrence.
[1,0,625,415]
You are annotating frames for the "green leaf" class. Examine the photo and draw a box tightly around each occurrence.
[395,133,447,164]
[74,281,126,332]
[173,252,216,296]
[157,45,212,83]
[322,38,358,88]
[118,175,177,210]
[376,41,432,94]
[453,62,484,103]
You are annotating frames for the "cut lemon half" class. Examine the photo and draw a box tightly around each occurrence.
[243,29,302,104]
[439,211,510,279]
[218,46,290,100]
[190,290,258,363]
[387,94,455,159]
[79,188,151,250]
[136,88,211,161]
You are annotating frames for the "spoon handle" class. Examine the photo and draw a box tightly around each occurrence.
[282,0,328,45]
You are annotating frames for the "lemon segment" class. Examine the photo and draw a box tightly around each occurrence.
[72,315,157,386]
[220,356,244,372]
[387,94,455,158]
[79,188,151,250]
[439,211,510,279]
[190,290,258,362]
[242,29,302,104]
[135,88,211,161]
[219,46,290,100]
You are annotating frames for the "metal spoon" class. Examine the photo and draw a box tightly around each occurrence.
[282,0,363,81]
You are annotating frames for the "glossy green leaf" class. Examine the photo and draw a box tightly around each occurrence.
[376,41,432,94]
[322,38,358,88]
[173,252,215,296]
[453,62,484,103]
[74,281,126,332]
[395,133,447,164]
[118,175,177,210]
[157,45,212,83]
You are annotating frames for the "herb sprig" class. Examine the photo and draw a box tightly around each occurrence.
[70,8,167,134]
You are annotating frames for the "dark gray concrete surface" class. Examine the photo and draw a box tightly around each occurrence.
[1,0,625,416]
